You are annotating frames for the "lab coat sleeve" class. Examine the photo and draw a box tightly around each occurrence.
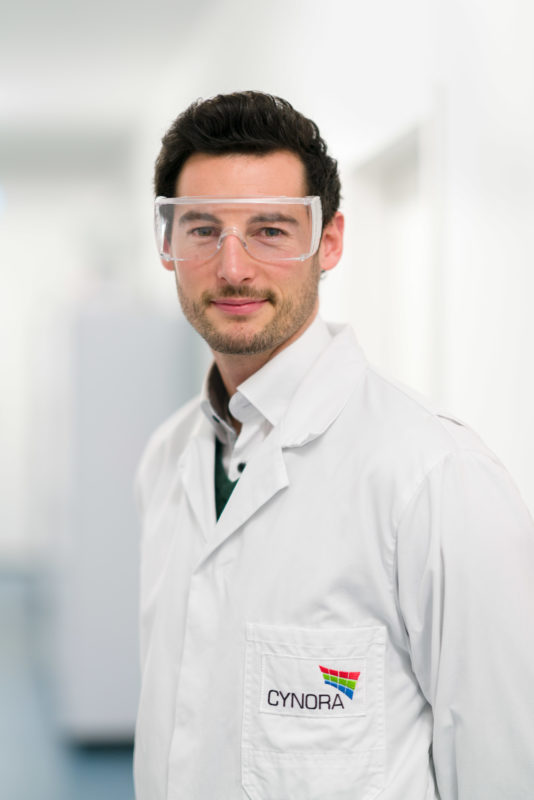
[396,449,534,800]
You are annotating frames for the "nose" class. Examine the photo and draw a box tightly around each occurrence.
[215,229,257,284]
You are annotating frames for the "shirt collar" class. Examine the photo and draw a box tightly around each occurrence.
[200,358,236,445]
[200,315,333,436]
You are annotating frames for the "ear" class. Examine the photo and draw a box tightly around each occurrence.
[318,211,344,273]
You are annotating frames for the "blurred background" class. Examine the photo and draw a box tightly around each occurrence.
[2,0,534,797]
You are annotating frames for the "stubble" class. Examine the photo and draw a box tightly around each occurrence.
[175,258,321,355]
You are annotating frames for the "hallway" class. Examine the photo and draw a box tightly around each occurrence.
[1,572,135,800]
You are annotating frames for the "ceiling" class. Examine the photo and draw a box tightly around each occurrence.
[1,0,213,128]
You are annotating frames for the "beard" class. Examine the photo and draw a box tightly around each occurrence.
[175,257,321,355]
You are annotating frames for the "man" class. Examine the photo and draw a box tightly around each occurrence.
[134,91,534,799]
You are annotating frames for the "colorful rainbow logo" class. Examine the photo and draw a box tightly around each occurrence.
[319,666,360,700]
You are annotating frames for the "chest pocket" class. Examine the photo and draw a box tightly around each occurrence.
[242,623,386,800]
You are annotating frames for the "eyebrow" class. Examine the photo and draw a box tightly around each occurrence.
[248,213,299,226]
[178,210,300,226]
[178,211,222,225]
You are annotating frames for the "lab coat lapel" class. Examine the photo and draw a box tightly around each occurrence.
[194,325,368,561]
[209,427,289,550]
[179,415,216,541]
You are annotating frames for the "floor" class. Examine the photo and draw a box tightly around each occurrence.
[1,572,135,800]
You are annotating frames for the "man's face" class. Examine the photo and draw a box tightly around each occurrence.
[164,150,340,357]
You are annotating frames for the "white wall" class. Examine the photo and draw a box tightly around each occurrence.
[435,0,534,508]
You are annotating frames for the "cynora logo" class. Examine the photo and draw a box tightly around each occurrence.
[319,665,360,700]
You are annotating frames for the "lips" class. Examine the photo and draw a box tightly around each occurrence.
[211,298,269,315]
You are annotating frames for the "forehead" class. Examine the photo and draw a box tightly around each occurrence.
[175,150,307,198]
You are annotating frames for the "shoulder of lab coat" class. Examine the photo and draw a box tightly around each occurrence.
[358,370,534,797]
[134,393,203,519]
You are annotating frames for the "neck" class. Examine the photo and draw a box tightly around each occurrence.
[212,308,318,400]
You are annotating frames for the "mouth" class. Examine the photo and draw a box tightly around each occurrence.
[210,298,270,315]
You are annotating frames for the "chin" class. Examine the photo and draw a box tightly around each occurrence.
[207,331,278,356]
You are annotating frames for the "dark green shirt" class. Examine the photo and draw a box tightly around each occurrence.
[214,436,239,520]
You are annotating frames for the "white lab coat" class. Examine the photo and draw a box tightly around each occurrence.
[134,323,534,800]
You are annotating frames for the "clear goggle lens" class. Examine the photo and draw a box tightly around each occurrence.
[155,196,322,264]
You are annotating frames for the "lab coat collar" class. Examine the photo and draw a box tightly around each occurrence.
[199,315,333,437]
[232,315,333,428]
[279,322,368,448]
[198,318,366,453]
[196,322,368,553]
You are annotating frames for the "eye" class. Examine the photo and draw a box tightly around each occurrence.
[190,226,218,237]
[259,227,286,238]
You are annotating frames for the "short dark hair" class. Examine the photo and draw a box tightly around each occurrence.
[154,91,341,226]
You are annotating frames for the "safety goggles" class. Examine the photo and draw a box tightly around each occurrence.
[154,196,322,265]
